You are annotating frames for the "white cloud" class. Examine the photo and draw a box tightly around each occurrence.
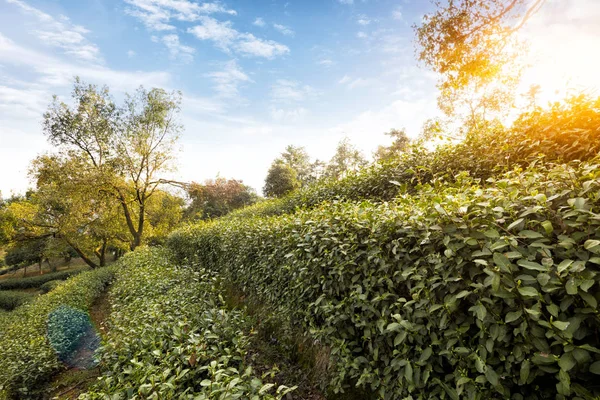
[0,33,171,91]
[318,59,334,67]
[356,31,368,39]
[338,0,354,4]
[273,23,295,36]
[124,0,236,31]
[270,106,308,123]
[338,75,371,89]
[188,17,290,59]
[161,34,195,62]
[392,8,403,20]
[357,15,371,26]
[253,17,266,27]
[6,0,101,63]
[187,16,238,49]
[270,79,314,103]
[127,49,137,58]
[205,60,251,98]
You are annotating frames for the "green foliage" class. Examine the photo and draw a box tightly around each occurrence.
[229,98,600,220]
[0,266,114,398]
[0,290,34,311]
[263,162,300,198]
[0,268,87,290]
[169,159,600,399]
[47,305,92,362]
[82,248,296,399]
[39,279,63,294]
[186,177,257,220]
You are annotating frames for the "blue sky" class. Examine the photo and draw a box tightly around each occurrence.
[1,0,599,196]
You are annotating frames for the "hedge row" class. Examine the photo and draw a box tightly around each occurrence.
[0,290,34,311]
[168,159,600,399]
[82,248,296,399]
[228,96,600,220]
[0,266,115,399]
[0,267,87,290]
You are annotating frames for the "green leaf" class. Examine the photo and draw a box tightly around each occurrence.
[520,360,530,384]
[485,367,499,386]
[541,221,554,234]
[507,218,524,231]
[557,259,573,273]
[584,239,600,250]
[559,353,576,371]
[493,252,511,271]
[566,278,578,295]
[590,361,600,375]
[520,230,544,239]
[579,290,597,308]
[505,310,522,323]
[552,320,570,331]
[518,287,539,297]
[517,259,546,271]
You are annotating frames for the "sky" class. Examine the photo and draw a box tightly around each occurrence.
[1,0,599,197]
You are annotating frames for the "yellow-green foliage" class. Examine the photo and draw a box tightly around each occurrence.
[0,267,115,398]
[169,159,600,399]
[82,248,295,399]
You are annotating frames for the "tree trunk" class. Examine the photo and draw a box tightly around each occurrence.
[65,239,99,269]
[39,259,43,275]
[95,239,108,267]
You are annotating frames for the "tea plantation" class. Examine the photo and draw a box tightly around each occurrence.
[1,121,600,399]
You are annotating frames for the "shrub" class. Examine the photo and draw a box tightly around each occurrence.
[39,279,63,294]
[0,268,86,290]
[0,266,114,398]
[168,159,600,399]
[47,305,92,362]
[82,248,296,399]
[228,98,600,220]
[0,290,34,311]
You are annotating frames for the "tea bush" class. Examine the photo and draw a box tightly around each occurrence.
[39,279,63,294]
[228,98,600,220]
[0,266,114,399]
[0,290,34,311]
[47,305,93,362]
[168,159,600,399]
[82,248,296,399]
[0,267,87,290]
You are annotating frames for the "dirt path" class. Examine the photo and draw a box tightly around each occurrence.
[44,289,111,399]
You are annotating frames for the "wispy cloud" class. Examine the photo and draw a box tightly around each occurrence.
[205,60,251,98]
[318,59,334,67]
[188,17,290,59]
[161,34,195,62]
[356,31,368,39]
[338,0,353,4]
[273,23,294,36]
[270,79,314,103]
[392,8,403,20]
[270,106,308,123]
[253,17,266,27]
[124,0,236,31]
[6,0,101,63]
[338,75,371,89]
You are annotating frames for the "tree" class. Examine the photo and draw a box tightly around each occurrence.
[186,177,257,220]
[43,78,182,250]
[325,138,367,180]
[414,0,545,125]
[263,163,300,198]
[374,129,412,162]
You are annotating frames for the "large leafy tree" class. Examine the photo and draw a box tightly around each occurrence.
[263,163,300,198]
[325,138,367,180]
[415,0,545,126]
[43,78,182,250]
[374,129,412,162]
[186,177,257,220]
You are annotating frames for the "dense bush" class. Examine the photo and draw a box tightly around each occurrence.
[169,159,600,399]
[47,305,93,362]
[0,268,86,290]
[39,279,63,294]
[82,248,296,399]
[228,97,600,220]
[0,266,114,399]
[0,290,34,311]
